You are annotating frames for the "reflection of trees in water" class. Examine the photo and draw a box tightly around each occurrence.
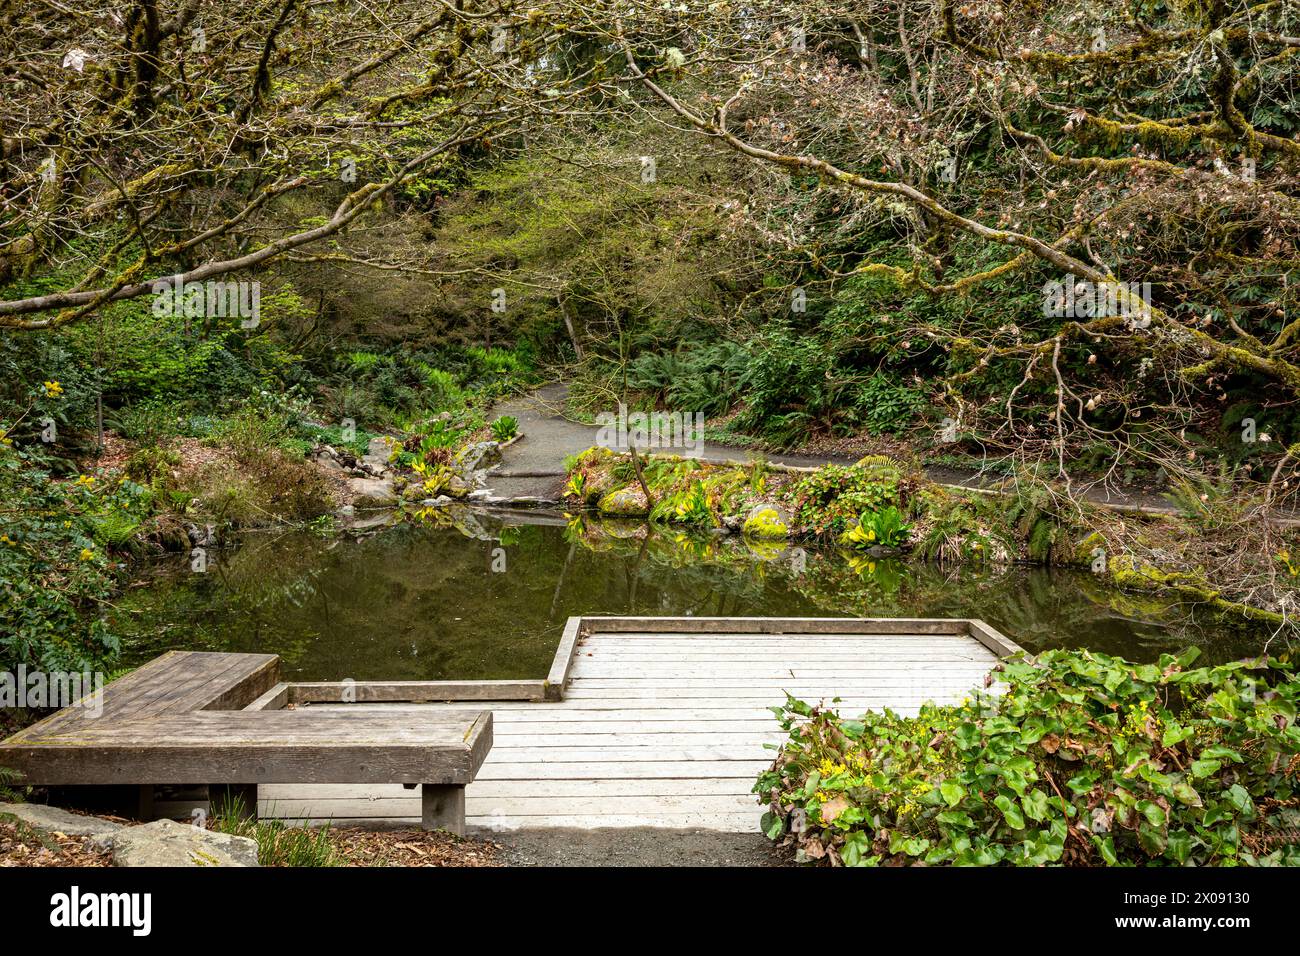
[569,521,1272,663]
[122,516,1277,677]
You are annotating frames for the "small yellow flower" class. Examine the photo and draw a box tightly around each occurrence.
[79,548,95,561]
[76,475,95,487]
[1,534,15,545]
[43,380,64,397]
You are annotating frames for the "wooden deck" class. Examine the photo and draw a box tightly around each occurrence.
[258,617,1019,832]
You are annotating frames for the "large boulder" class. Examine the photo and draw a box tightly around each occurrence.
[598,485,650,517]
[110,819,259,867]
[347,476,397,507]
[742,504,792,540]
[0,802,123,852]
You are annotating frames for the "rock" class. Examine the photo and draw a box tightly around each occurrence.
[346,476,396,506]
[312,448,347,472]
[445,473,484,497]
[342,511,396,532]
[742,504,792,540]
[598,485,650,517]
[111,819,259,867]
[454,440,502,475]
[721,514,743,532]
[0,802,123,852]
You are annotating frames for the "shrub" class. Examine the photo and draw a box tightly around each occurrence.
[841,505,911,550]
[793,461,903,536]
[490,415,519,442]
[0,443,122,673]
[756,648,1300,866]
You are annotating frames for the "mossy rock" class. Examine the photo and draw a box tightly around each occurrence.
[742,504,791,540]
[1072,530,1107,566]
[744,537,790,561]
[598,485,650,517]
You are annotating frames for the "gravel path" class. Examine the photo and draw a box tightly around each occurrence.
[487,826,789,867]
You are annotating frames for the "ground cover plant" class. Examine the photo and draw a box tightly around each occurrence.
[757,648,1300,866]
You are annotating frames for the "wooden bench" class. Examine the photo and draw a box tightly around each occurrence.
[0,651,493,834]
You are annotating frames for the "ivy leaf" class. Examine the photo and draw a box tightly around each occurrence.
[995,792,1025,830]
[1022,789,1051,823]
[1191,758,1221,779]
[760,811,784,840]
[1171,779,1203,808]
[1092,834,1119,865]
[1166,830,1193,864]
[939,779,965,807]
[1138,800,1167,827]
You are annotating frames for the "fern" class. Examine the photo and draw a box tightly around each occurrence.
[0,766,25,803]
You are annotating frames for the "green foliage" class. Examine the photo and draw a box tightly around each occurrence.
[793,461,903,536]
[851,374,929,436]
[841,506,911,550]
[626,342,750,418]
[911,489,1005,565]
[733,326,843,446]
[0,766,23,802]
[210,796,340,867]
[324,345,534,430]
[671,480,713,525]
[1003,482,1083,563]
[490,415,519,442]
[0,441,124,673]
[1161,467,1247,533]
[757,648,1300,866]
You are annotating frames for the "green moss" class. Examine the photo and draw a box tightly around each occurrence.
[743,506,789,540]
[597,485,649,517]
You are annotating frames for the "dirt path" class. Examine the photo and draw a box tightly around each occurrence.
[488,384,1236,520]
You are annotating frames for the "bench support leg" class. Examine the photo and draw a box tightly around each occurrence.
[208,784,258,822]
[421,784,465,836]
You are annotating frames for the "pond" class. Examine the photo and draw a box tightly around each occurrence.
[114,508,1281,681]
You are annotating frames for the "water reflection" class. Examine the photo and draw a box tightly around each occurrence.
[114,509,1279,681]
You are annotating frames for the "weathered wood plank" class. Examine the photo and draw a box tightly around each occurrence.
[287,680,545,704]
[580,616,971,635]
[243,682,290,712]
[473,761,770,780]
[544,616,584,701]
[2,709,493,786]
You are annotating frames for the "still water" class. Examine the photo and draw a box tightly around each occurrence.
[115,510,1279,681]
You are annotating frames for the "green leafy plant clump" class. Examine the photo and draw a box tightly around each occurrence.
[210,796,340,867]
[490,414,519,442]
[841,505,912,550]
[756,648,1300,866]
